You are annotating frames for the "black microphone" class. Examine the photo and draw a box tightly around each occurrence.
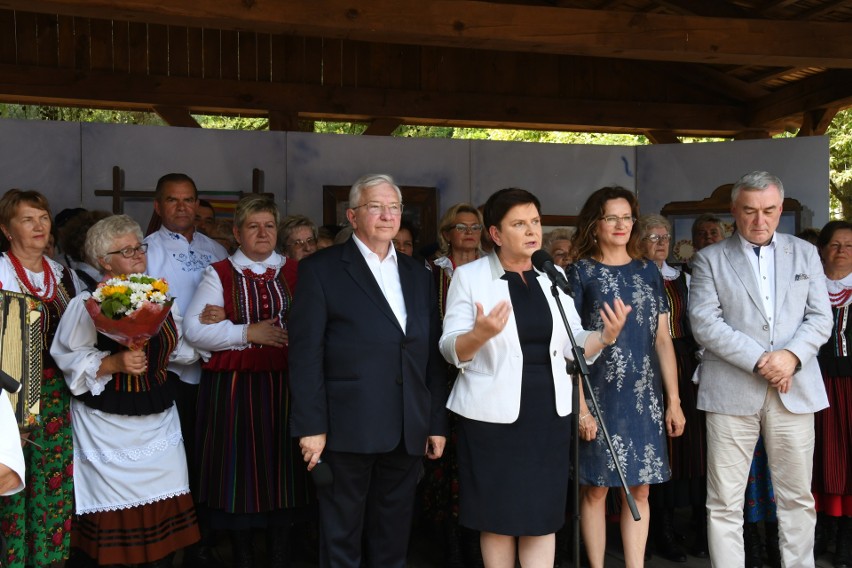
[0,370,21,394]
[532,250,574,297]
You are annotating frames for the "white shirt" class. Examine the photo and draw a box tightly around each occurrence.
[352,234,407,332]
[183,250,289,353]
[144,227,228,384]
[0,390,25,496]
[738,232,777,340]
[0,254,82,299]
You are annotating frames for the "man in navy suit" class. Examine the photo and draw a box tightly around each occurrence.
[289,173,447,568]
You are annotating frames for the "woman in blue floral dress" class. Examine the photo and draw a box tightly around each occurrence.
[566,187,685,568]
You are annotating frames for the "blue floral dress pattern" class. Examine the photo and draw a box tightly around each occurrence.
[567,258,671,486]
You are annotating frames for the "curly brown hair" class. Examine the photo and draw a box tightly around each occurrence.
[570,186,641,262]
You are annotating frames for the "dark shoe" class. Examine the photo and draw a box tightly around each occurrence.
[181,543,227,568]
[814,512,835,558]
[744,522,763,568]
[764,521,781,568]
[442,519,464,568]
[690,514,709,558]
[836,516,852,568]
[654,509,687,563]
[266,524,291,568]
[141,553,174,568]
[231,529,254,568]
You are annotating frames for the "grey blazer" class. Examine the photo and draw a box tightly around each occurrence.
[688,233,832,415]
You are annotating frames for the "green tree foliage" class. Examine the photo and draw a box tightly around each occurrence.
[828,109,852,219]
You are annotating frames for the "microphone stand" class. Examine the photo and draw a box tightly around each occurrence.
[547,282,640,568]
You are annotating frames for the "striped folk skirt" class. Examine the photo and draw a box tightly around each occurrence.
[72,493,199,564]
[196,369,312,523]
[814,374,852,516]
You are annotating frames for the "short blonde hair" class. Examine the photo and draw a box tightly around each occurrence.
[234,195,279,229]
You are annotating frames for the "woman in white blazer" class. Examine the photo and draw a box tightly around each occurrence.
[439,188,629,568]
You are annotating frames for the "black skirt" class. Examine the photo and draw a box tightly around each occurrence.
[457,362,571,536]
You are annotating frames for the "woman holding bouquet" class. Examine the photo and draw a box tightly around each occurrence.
[184,195,311,568]
[50,214,200,567]
[0,189,81,568]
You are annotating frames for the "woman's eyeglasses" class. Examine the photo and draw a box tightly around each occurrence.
[105,243,149,258]
[288,236,317,249]
[452,224,483,233]
[642,234,672,244]
[600,215,636,226]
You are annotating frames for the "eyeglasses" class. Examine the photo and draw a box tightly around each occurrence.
[351,202,404,216]
[643,234,672,244]
[105,243,148,258]
[600,215,636,226]
[452,223,483,233]
[288,236,317,249]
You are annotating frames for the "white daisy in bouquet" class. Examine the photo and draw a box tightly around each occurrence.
[85,273,174,349]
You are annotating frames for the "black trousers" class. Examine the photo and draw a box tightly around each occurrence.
[317,447,422,568]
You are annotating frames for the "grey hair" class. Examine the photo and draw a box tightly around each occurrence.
[349,174,403,208]
[277,214,317,251]
[637,214,672,238]
[543,227,575,250]
[691,213,724,238]
[84,214,144,267]
[731,171,785,202]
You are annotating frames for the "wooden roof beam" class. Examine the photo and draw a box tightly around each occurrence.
[797,106,839,137]
[0,63,750,136]
[747,69,852,125]
[645,130,681,144]
[8,0,852,68]
[153,105,200,127]
[363,118,403,136]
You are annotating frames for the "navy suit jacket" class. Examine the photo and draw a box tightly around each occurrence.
[288,238,448,455]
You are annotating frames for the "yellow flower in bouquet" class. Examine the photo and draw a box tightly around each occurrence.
[86,273,173,349]
[92,274,169,319]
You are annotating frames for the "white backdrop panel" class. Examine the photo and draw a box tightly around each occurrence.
[637,136,829,229]
[81,123,287,228]
[470,141,637,216]
[285,132,471,224]
[0,118,82,215]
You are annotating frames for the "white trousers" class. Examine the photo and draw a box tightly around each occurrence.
[705,386,816,568]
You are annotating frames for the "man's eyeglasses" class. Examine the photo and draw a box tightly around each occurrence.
[600,215,636,226]
[643,234,672,244]
[288,236,317,249]
[105,243,149,258]
[352,202,404,216]
[452,224,483,233]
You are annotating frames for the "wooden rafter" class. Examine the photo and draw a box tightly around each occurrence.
[0,63,751,135]
[7,0,852,68]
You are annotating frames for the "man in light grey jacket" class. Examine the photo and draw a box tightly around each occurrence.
[689,171,832,568]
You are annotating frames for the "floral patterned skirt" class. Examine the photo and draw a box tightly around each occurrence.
[0,368,74,568]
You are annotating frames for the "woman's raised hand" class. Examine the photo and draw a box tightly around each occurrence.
[473,300,512,341]
[598,298,632,345]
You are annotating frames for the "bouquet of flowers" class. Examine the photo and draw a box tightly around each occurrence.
[85,273,173,350]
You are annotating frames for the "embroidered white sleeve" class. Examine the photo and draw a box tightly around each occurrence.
[85,351,114,396]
